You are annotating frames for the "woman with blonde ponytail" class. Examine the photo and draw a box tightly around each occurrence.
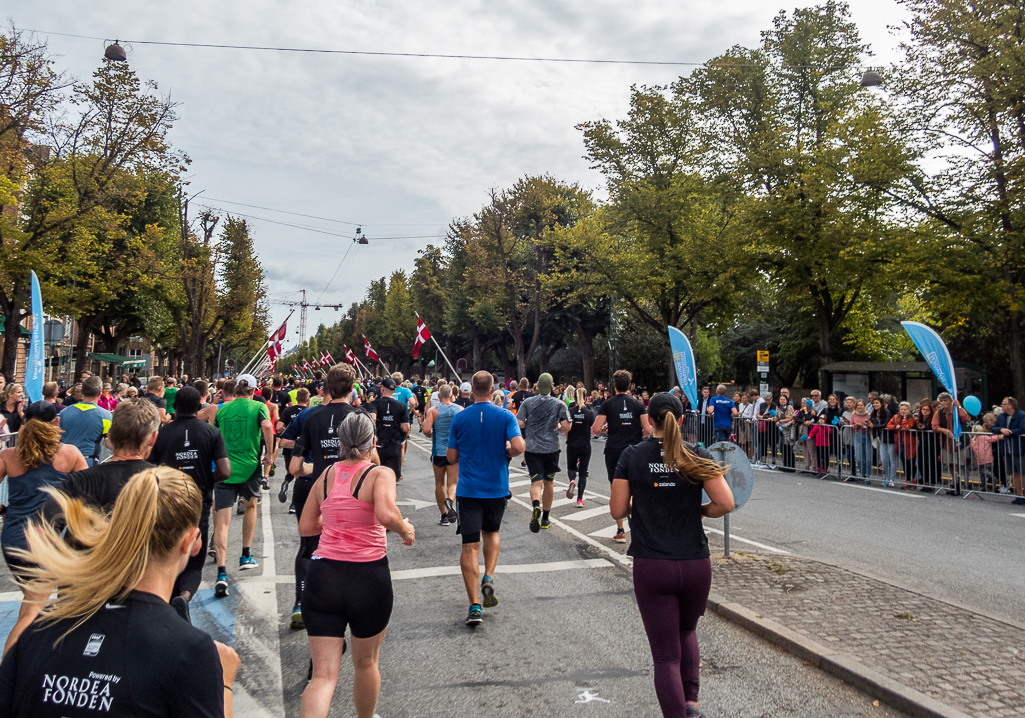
[0,467,240,717]
[609,393,734,718]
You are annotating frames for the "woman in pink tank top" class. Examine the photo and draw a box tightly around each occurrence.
[298,411,414,718]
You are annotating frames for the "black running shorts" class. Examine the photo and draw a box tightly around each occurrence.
[431,455,450,467]
[302,556,392,638]
[456,495,508,544]
[525,451,560,482]
[213,470,262,511]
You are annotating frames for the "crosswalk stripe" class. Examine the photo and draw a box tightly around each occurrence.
[589,524,630,539]
[561,505,615,522]
[509,479,532,488]
[515,493,577,508]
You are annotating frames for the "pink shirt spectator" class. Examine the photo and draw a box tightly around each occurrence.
[970,432,999,466]
[313,460,387,562]
[97,394,118,412]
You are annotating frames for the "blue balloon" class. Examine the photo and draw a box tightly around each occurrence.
[963,395,982,416]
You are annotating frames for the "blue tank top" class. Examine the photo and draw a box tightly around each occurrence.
[432,404,462,457]
[1,462,66,550]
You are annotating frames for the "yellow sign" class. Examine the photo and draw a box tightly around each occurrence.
[756,350,769,362]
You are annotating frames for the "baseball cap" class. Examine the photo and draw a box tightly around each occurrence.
[537,372,554,394]
[25,400,58,423]
[459,382,472,394]
[647,392,684,420]
[382,377,397,389]
[236,373,258,390]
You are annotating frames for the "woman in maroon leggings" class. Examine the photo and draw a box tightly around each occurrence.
[610,392,735,718]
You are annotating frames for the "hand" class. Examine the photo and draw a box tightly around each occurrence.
[214,640,240,686]
[402,518,415,546]
[1001,428,1012,436]
[262,456,273,468]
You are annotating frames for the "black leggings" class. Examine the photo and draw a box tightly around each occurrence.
[633,557,712,712]
[292,476,320,605]
[174,494,212,599]
[566,444,591,499]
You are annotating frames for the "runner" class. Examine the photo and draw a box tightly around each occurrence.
[411,377,427,431]
[591,369,651,543]
[0,402,87,655]
[367,377,410,481]
[566,387,595,507]
[163,376,178,418]
[0,468,240,717]
[57,376,112,467]
[390,373,417,478]
[212,376,273,598]
[298,412,414,718]
[287,364,363,630]
[707,384,738,444]
[516,373,571,533]
[151,387,231,613]
[511,377,533,414]
[455,382,473,408]
[422,383,462,526]
[277,387,310,506]
[259,386,281,489]
[446,371,524,626]
[142,376,169,423]
[609,393,735,718]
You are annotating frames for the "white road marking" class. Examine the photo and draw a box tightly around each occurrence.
[561,505,615,522]
[1011,513,1025,518]
[396,498,436,510]
[588,524,630,539]
[514,493,577,508]
[508,495,633,566]
[835,483,924,498]
[391,558,612,580]
[702,525,791,554]
[0,591,21,602]
[509,479,532,488]
[260,492,276,577]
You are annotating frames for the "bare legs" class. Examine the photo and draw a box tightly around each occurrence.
[301,631,386,718]
[459,530,500,605]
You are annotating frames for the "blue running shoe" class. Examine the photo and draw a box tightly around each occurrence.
[239,554,259,571]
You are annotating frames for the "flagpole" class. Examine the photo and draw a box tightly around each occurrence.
[417,312,460,379]
[241,310,294,376]
[362,335,391,375]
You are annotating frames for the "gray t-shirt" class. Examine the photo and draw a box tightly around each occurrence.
[517,394,571,454]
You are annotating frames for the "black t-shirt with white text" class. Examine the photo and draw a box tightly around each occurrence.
[615,437,712,561]
[369,396,409,449]
[293,402,364,479]
[567,403,596,449]
[512,390,533,411]
[596,394,647,454]
[0,591,223,717]
[279,404,304,432]
[151,416,228,494]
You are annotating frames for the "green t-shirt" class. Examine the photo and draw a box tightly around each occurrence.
[214,398,270,484]
[164,387,178,416]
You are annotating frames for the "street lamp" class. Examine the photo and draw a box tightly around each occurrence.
[104,41,127,62]
[859,69,882,88]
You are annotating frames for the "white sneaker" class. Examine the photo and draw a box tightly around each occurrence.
[999,486,1011,494]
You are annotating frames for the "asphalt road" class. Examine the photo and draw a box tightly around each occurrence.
[0,434,912,717]
[726,465,1025,626]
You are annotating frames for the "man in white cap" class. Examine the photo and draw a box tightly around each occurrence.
[455,381,474,409]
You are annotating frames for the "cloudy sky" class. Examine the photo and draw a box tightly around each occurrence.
[18,0,908,349]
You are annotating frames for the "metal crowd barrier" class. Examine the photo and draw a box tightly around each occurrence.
[0,432,15,506]
[687,414,1024,500]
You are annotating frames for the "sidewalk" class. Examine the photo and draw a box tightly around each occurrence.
[709,552,1025,718]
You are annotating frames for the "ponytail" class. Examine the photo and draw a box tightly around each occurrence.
[656,408,725,485]
[575,388,586,406]
[14,467,201,639]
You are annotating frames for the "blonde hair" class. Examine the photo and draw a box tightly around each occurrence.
[1,383,22,405]
[16,467,201,638]
[651,403,725,484]
[16,419,62,469]
[575,388,586,406]
[492,391,505,406]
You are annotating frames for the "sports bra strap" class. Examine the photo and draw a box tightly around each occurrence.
[351,465,375,499]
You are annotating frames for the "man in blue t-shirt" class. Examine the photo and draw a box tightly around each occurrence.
[707,384,738,444]
[58,376,112,466]
[446,371,524,627]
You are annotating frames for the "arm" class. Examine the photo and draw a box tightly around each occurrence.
[640,414,652,436]
[609,478,631,520]
[508,436,525,458]
[297,466,329,537]
[591,414,606,437]
[260,420,273,466]
[446,447,459,464]
[400,422,411,434]
[213,458,231,483]
[558,419,571,433]
[371,468,414,544]
[422,407,438,437]
[701,475,735,518]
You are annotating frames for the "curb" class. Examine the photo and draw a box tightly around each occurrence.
[706,592,972,718]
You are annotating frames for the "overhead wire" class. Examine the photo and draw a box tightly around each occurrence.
[202,197,442,227]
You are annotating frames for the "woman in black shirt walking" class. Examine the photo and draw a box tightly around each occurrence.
[610,393,734,718]
[565,388,595,506]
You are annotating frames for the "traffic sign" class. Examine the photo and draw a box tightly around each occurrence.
[756,350,769,373]
[705,441,754,510]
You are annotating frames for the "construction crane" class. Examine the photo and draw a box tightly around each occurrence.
[274,228,367,340]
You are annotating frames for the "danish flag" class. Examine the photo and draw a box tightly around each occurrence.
[363,336,380,362]
[412,317,431,359]
[324,350,334,364]
[269,320,287,344]
[344,346,355,365]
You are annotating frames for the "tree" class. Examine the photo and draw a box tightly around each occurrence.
[689,1,912,379]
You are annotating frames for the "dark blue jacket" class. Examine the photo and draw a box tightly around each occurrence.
[992,409,1025,455]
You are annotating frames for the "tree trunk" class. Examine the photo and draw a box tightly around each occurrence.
[500,343,516,383]
[472,331,483,373]
[816,307,833,391]
[571,317,596,391]
[1008,314,1025,401]
[0,280,28,381]
[74,316,96,381]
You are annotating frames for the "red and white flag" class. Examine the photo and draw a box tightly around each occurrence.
[268,344,278,362]
[324,350,334,364]
[302,359,312,373]
[343,347,355,365]
[269,320,287,344]
[412,317,431,359]
[363,336,380,362]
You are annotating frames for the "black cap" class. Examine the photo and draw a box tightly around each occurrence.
[25,400,58,423]
[381,377,397,390]
[647,392,684,420]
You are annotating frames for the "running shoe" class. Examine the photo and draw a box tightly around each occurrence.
[260,477,270,491]
[170,595,192,624]
[576,499,585,508]
[215,571,229,598]
[465,604,483,626]
[208,548,216,559]
[529,507,542,533]
[290,603,304,630]
[565,479,576,499]
[1013,496,1025,505]
[685,704,706,718]
[239,554,259,570]
[236,497,246,515]
[999,486,1011,494]
[445,498,457,523]
[481,575,498,608]
[438,515,451,527]
[613,528,627,544]
[278,478,291,503]
[540,517,551,530]
[288,502,296,515]
[269,465,276,477]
